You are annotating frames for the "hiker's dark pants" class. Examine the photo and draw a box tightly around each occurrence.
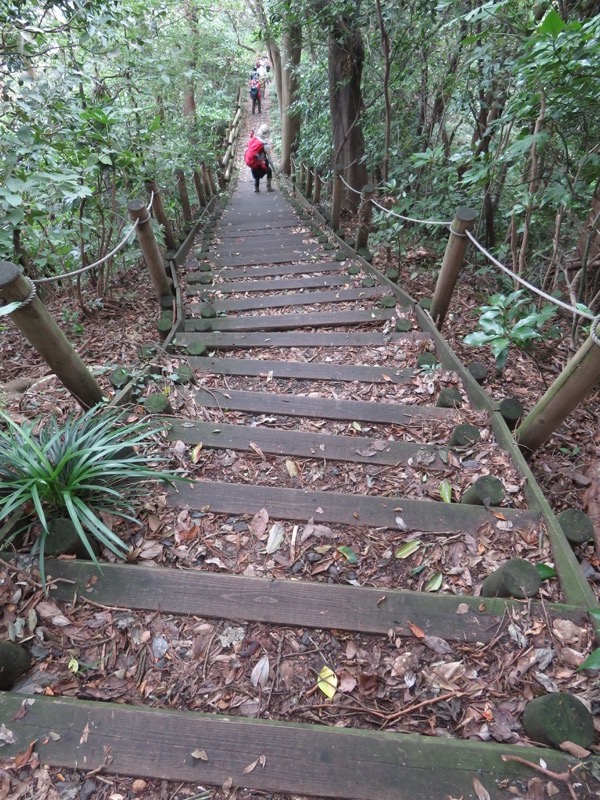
[251,95,261,114]
[251,164,272,190]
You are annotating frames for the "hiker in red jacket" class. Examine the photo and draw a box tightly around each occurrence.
[244,125,274,193]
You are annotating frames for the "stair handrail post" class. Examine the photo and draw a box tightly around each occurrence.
[331,166,343,232]
[174,169,193,223]
[144,180,177,252]
[355,183,375,251]
[206,165,217,197]
[0,261,104,409]
[305,165,314,200]
[127,199,172,302]
[516,322,600,454]
[313,168,322,206]
[192,170,207,207]
[430,207,477,330]
[299,163,306,196]
[201,163,212,198]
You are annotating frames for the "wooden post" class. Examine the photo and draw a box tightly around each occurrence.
[192,170,206,207]
[0,262,103,409]
[355,184,375,251]
[331,167,343,232]
[305,166,314,200]
[175,169,192,223]
[429,207,477,330]
[128,200,172,301]
[299,163,306,195]
[217,170,226,190]
[201,163,212,198]
[313,169,322,205]
[145,180,177,252]
[206,165,217,196]
[516,323,600,454]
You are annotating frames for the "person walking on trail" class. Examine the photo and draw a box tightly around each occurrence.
[244,124,274,194]
[249,75,261,114]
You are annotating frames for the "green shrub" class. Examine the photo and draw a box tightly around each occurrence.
[0,407,176,586]
[464,290,557,371]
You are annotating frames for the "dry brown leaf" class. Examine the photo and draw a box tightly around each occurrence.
[407,621,425,638]
[249,441,265,459]
[221,777,233,792]
[132,779,148,794]
[472,776,491,800]
[249,507,269,539]
[558,740,590,758]
[250,653,270,687]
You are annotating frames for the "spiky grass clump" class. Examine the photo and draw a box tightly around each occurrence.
[0,407,175,585]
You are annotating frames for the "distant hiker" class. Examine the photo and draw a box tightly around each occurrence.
[249,76,261,114]
[257,61,267,98]
[244,124,274,193]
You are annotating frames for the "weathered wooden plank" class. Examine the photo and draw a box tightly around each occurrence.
[213,234,316,253]
[220,219,299,232]
[0,693,578,800]
[190,286,388,313]
[167,419,446,467]
[176,331,428,349]
[187,356,417,384]
[191,387,450,423]
[212,261,344,279]
[218,225,305,238]
[213,251,319,268]
[184,309,394,333]
[171,480,539,533]
[204,275,351,294]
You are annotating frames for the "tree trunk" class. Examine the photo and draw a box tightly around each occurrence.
[327,20,368,211]
[280,23,302,175]
[374,0,391,184]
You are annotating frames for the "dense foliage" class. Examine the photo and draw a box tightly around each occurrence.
[253,0,600,311]
[0,0,249,290]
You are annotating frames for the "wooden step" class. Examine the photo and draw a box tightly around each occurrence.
[171,480,538,533]
[203,275,352,294]
[175,331,426,349]
[191,386,451,423]
[212,233,317,253]
[46,561,584,642]
[213,251,320,268]
[187,356,418,384]
[185,308,394,333]
[190,286,388,313]
[167,419,448,467]
[0,692,578,800]
[207,261,345,280]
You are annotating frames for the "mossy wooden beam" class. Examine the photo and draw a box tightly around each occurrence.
[192,169,207,207]
[516,324,600,453]
[175,169,193,223]
[0,692,583,799]
[429,207,477,330]
[0,262,104,409]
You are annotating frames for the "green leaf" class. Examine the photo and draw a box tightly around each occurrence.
[539,9,565,38]
[337,545,358,565]
[578,648,600,671]
[535,564,557,580]
[424,572,443,592]
[439,480,452,503]
[395,540,422,559]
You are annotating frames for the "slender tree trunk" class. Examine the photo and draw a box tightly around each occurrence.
[280,23,302,175]
[374,0,392,183]
[328,20,368,210]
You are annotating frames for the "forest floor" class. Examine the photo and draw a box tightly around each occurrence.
[1,92,599,800]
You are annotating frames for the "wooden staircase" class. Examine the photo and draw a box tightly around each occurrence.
[1,173,597,799]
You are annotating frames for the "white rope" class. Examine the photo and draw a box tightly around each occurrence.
[465,230,599,327]
[35,219,140,284]
[35,191,156,284]
[338,173,363,196]
[371,197,452,227]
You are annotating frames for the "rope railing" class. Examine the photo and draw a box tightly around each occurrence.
[34,191,156,285]
[465,230,600,341]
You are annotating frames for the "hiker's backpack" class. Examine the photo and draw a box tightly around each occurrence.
[244,136,265,170]
[250,85,259,99]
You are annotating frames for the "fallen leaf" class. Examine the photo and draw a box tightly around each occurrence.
[14,740,36,769]
[337,545,358,564]
[191,748,209,761]
[243,754,267,773]
[422,635,454,654]
[285,459,299,478]
[395,515,408,531]
[395,540,421,559]
[456,603,470,615]
[424,572,443,592]
[265,522,285,554]
[132,779,148,794]
[317,665,338,699]
[559,740,590,758]
[472,776,491,800]
[0,724,15,745]
[222,777,233,792]
[251,654,270,687]
[79,722,90,744]
[407,621,425,638]
[249,441,265,459]
[191,443,203,463]
[249,508,269,539]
